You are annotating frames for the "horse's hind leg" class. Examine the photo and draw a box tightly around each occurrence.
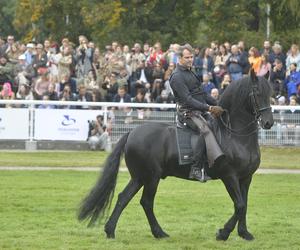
[140,177,169,238]
[105,179,142,238]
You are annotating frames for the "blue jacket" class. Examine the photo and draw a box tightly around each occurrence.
[226,54,243,74]
[193,56,214,77]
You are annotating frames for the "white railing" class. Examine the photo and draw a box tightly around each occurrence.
[0,100,300,146]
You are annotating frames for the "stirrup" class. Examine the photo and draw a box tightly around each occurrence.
[189,167,211,183]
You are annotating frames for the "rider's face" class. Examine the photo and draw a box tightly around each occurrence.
[180,49,194,68]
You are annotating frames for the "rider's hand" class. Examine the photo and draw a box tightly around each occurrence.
[209,106,224,117]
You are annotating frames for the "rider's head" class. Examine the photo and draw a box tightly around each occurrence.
[178,44,194,69]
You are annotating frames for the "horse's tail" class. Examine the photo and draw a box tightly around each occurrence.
[78,132,129,226]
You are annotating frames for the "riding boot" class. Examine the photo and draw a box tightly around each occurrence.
[189,134,211,182]
[191,115,225,168]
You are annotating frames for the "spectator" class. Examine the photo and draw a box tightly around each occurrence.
[151,78,164,102]
[260,40,272,55]
[6,43,20,64]
[87,115,110,151]
[214,44,230,87]
[0,82,15,107]
[257,53,271,79]
[237,40,250,75]
[155,89,175,109]
[103,73,119,102]
[84,70,99,92]
[59,85,76,102]
[24,43,35,66]
[211,88,220,100]
[286,44,300,72]
[270,59,286,99]
[226,45,244,81]
[148,42,166,67]
[75,35,93,80]
[285,63,300,99]
[163,62,175,95]
[194,47,214,79]
[0,54,14,87]
[38,94,55,109]
[248,47,262,74]
[14,54,35,87]
[75,84,93,109]
[34,69,51,99]
[44,83,59,101]
[57,46,73,81]
[152,62,165,81]
[59,85,76,109]
[32,43,48,76]
[269,43,286,68]
[219,74,231,95]
[202,73,215,94]
[113,85,131,103]
[16,83,34,101]
[59,73,77,94]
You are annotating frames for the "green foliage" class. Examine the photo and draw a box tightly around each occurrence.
[0,171,300,249]
[1,1,300,49]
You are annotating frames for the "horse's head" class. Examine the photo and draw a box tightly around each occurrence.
[249,69,274,129]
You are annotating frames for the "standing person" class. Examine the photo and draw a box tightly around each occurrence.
[75,35,93,80]
[257,53,271,78]
[226,45,244,81]
[286,44,300,72]
[248,47,262,75]
[170,44,224,182]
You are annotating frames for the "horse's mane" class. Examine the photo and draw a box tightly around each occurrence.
[218,76,272,112]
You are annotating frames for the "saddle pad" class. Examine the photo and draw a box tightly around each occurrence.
[175,126,195,165]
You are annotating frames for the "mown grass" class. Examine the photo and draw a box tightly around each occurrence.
[0,171,299,250]
[0,146,299,169]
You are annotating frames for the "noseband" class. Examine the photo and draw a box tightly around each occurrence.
[249,81,272,120]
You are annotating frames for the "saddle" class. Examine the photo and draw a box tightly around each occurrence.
[175,123,198,165]
[175,114,224,167]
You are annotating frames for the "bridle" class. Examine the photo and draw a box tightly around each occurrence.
[220,78,271,136]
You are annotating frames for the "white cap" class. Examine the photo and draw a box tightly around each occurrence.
[26,43,34,48]
[18,54,26,60]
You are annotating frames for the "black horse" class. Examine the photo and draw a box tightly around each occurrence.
[78,71,274,241]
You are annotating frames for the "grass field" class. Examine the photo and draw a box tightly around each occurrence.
[0,146,299,169]
[0,171,299,250]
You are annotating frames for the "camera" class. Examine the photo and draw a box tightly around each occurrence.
[88,120,97,129]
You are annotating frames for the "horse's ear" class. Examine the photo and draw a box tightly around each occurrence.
[250,68,258,82]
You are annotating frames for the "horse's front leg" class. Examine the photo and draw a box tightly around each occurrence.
[237,175,254,240]
[216,175,245,241]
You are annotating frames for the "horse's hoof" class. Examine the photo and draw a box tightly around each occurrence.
[104,225,115,239]
[105,232,115,239]
[153,230,170,239]
[239,231,254,241]
[216,229,230,241]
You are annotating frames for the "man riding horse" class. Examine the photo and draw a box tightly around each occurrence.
[170,43,225,182]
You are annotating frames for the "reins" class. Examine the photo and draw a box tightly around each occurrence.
[219,110,259,137]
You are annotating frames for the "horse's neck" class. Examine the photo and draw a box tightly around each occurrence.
[226,110,258,144]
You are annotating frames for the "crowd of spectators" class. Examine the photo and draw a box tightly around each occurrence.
[0,35,300,110]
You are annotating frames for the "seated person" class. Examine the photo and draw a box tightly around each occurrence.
[113,86,131,103]
[0,82,15,108]
[75,84,93,109]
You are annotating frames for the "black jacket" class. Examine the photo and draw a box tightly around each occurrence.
[170,64,217,112]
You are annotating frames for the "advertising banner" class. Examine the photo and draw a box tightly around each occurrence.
[34,109,104,141]
[0,108,29,139]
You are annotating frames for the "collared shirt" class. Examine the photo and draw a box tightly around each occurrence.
[170,64,217,112]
